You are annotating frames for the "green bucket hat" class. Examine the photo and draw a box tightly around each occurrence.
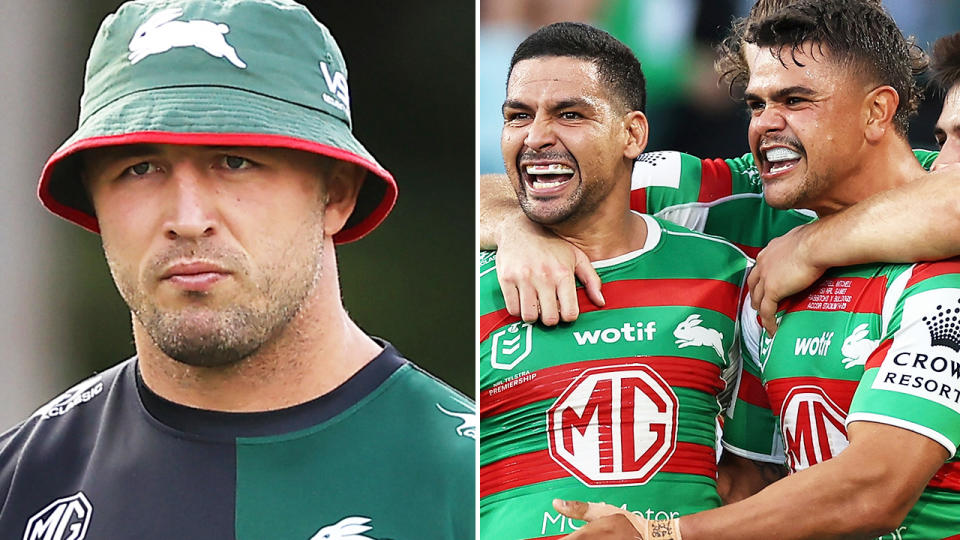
[38,0,396,244]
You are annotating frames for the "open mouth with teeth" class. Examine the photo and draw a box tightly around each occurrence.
[523,163,576,195]
[763,146,802,176]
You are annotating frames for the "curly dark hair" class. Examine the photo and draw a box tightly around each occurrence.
[931,32,960,92]
[509,22,646,113]
[716,0,926,136]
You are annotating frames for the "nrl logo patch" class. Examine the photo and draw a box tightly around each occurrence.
[23,492,92,540]
[490,322,533,370]
[128,7,247,68]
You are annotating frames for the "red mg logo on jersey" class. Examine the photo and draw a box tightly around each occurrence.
[780,385,849,471]
[546,364,678,486]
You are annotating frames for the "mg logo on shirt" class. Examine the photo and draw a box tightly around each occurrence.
[490,322,533,370]
[780,385,849,471]
[546,364,678,486]
[23,491,92,540]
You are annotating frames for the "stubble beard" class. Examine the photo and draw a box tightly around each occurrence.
[106,228,324,369]
[766,167,831,212]
[515,174,609,227]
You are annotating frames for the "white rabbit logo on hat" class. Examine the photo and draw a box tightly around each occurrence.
[128,7,247,68]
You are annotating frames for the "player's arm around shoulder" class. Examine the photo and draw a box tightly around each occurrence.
[752,161,960,335]
[478,174,603,326]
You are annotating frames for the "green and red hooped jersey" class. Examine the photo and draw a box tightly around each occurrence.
[725,261,960,539]
[479,214,750,540]
[628,150,939,258]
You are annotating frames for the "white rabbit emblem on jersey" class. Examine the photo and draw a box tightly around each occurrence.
[310,516,375,540]
[673,314,725,359]
[128,7,247,68]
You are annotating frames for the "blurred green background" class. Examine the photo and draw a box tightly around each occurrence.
[0,0,474,429]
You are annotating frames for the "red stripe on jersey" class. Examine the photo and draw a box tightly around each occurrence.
[481,357,723,418]
[698,158,733,202]
[780,276,887,315]
[764,377,859,418]
[479,309,519,343]
[905,259,960,288]
[480,442,716,499]
[737,369,771,409]
[863,339,893,370]
[480,278,741,343]
[630,187,648,214]
[929,461,960,492]
[734,243,761,259]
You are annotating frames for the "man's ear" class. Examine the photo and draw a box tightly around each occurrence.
[864,85,900,143]
[623,111,649,159]
[322,160,366,237]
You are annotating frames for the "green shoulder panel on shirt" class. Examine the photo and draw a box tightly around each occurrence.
[236,365,475,540]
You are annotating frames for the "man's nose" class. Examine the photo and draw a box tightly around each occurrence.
[932,137,960,172]
[162,168,217,240]
[523,115,558,150]
[753,104,786,134]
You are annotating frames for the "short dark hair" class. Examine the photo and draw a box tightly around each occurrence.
[931,32,960,92]
[716,0,926,136]
[509,22,646,113]
[715,0,805,87]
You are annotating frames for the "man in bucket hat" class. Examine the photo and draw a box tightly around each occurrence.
[0,1,474,539]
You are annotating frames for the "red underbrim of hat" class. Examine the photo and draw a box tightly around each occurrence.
[38,131,397,244]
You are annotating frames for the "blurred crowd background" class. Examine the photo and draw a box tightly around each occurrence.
[0,1,473,430]
[479,0,960,173]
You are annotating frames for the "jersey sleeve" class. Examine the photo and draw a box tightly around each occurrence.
[630,152,813,257]
[914,148,939,170]
[478,250,509,342]
[847,260,960,458]
[630,152,761,216]
[721,298,786,463]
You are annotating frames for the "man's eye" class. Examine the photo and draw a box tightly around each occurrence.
[785,97,806,106]
[745,101,764,113]
[125,162,156,176]
[504,112,529,122]
[935,134,946,147]
[222,155,251,169]
[560,112,581,120]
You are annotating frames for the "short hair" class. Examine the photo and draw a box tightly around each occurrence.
[716,0,926,136]
[508,22,646,113]
[715,0,800,85]
[931,32,960,92]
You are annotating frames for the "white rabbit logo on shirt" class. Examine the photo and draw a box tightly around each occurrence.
[128,7,247,68]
